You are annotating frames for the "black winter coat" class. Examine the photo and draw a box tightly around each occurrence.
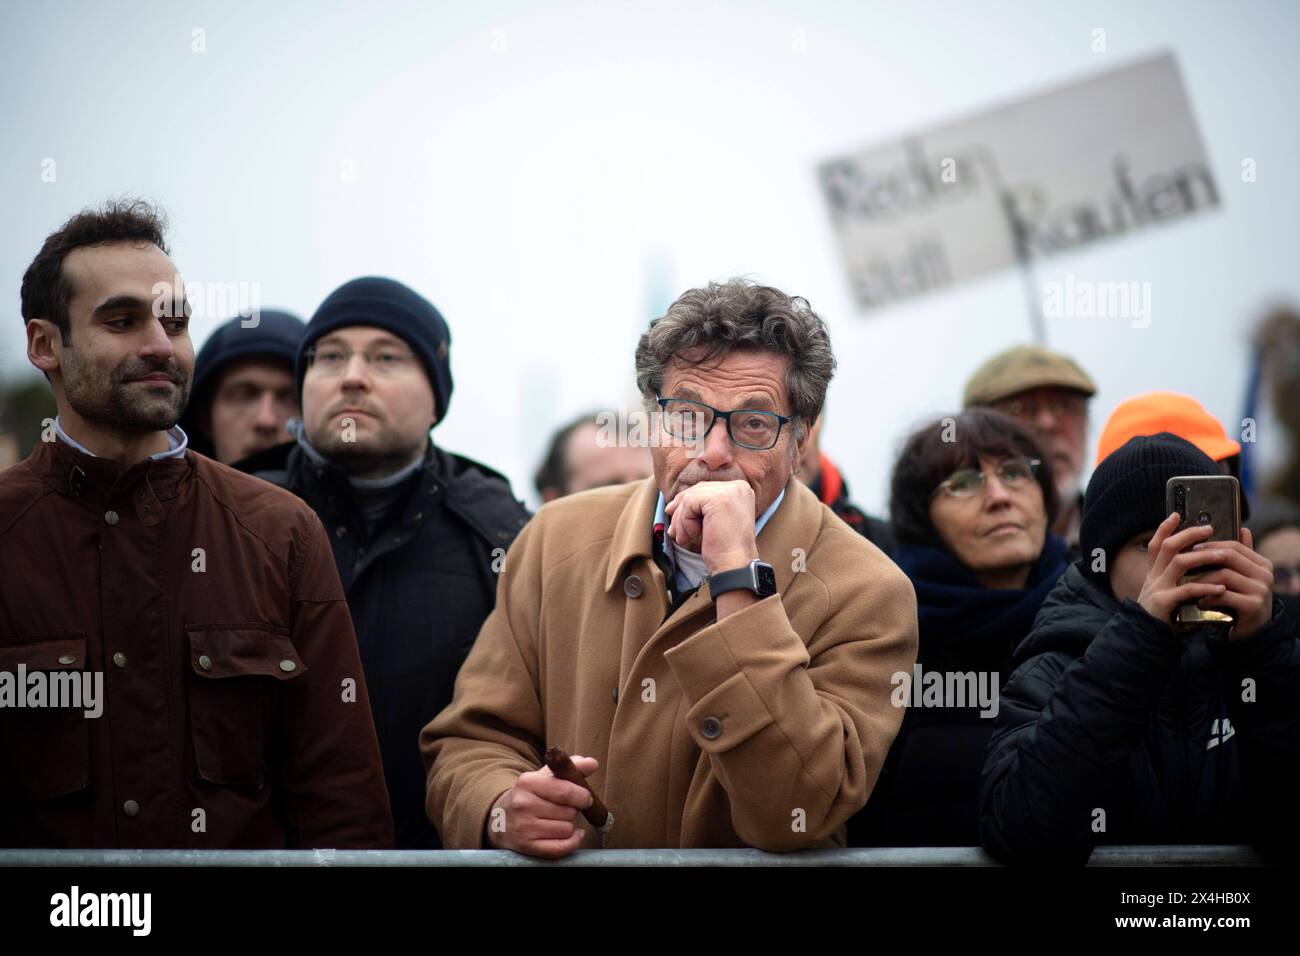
[238,439,529,848]
[981,562,1300,864]
[849,536,1068,846]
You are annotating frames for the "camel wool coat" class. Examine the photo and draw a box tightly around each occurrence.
[421,474,918,851]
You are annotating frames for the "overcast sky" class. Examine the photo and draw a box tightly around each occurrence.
[3,0,1296,510]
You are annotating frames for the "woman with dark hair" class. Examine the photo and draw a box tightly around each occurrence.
[849,407,1068,846]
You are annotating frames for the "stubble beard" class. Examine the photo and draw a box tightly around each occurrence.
[63,351,190,434]
[309,422,426,479]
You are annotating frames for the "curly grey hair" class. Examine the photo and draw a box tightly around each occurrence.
[634,278,836,445]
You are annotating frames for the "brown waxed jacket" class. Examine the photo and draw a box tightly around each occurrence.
[0,438,393,849]
[422,475,918,851]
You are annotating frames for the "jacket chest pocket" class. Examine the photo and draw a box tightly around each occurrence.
[0,634,91,800]
[186,626,306,787]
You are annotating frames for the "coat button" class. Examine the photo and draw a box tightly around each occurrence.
[623,575,644,598]
[112,652,127,668]
[104,510,119,526]
[279,659,297,673]
[57,654,77,666]
[335,526,347,538]
[198,655,213,671]
[612,686,619,702]
[700,716,723,740]
[122,799,140,817]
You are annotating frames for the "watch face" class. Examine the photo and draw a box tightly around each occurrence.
[755,563,777,595]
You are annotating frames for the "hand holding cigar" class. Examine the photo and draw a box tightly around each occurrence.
[545,747,614,833]
[484,749,607,858]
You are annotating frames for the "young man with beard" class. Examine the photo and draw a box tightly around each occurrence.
[238,276,530,849]
[0,200,393,848]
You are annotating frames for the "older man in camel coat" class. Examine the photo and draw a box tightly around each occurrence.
[422,279,917,856]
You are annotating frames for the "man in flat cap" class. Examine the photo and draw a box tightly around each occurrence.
[964,344,1096,557]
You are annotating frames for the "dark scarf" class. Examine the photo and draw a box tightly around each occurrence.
[894,534,1069,668]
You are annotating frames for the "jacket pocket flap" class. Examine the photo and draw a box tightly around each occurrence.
[187,626,305,680]
[0,633,88,671]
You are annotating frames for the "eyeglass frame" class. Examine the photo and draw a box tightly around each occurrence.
[994,391,1088,424]
[655,396,794,451]
[303,342,420,376]
[930,457,1043,500]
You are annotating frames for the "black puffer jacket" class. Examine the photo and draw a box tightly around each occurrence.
[981,562,1300,864]
[238,439,529,848]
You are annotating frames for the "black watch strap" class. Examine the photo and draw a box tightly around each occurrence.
[709,560,777,600]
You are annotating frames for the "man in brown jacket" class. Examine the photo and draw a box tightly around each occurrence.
[0,199,393,848]
[423,279,918,856]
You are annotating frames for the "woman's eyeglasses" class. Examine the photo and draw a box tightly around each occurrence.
[932,457,1041,499]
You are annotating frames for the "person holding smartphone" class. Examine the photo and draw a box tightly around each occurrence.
[981,433,1300,863]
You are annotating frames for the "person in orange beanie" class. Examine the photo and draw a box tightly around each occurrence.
[1094,391,1249,518]
[1095,391,1241,472]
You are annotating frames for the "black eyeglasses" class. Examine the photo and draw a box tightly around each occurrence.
[931,457,1042,499]
[656,397,793,451]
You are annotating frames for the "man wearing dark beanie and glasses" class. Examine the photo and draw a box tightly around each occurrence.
[238,276,529,848]
[981,433,1300,863]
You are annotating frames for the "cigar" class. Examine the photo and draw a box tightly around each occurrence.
[544,746,614,833]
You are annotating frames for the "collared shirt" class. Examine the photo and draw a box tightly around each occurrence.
[653,488,785,597]
[54,415,188,461]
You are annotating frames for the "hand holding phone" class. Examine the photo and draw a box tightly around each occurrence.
[1184,526,1276,640]
[1165,476,1241,626]
[1136,512,1228,627]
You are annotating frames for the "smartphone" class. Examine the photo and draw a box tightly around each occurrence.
[1165,475,1241,626]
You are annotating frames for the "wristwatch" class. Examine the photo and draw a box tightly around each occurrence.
[708,559,777,601]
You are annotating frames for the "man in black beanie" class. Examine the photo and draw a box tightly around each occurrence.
[238,276,529,849]
[981,433,1299,863]
[178,310,304,463]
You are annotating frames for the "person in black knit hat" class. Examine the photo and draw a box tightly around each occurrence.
[981,432,1300,863]
[293,277,455,428]
[237,276,529,849]
[179,310,304,462]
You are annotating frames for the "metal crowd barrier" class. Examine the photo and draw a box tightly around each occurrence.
[0,846,1265,866]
